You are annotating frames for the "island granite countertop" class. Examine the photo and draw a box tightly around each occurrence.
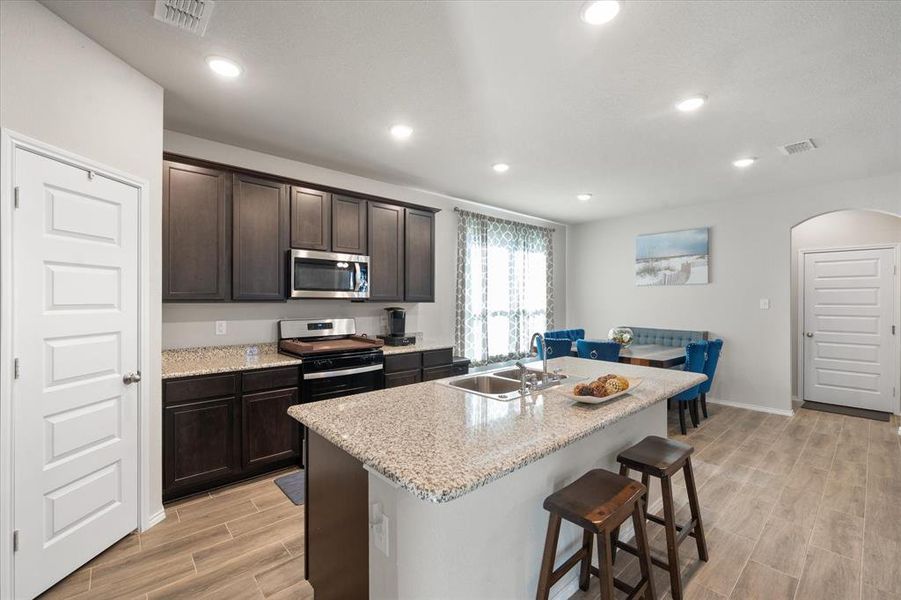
[288,356,705,503]
[162,343,302,379]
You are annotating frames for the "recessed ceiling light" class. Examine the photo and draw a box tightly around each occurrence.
[206,56,242,78]
[676,95,707,112]
[580,1,621,25]
[732,157,757,168]
[577,193,592,201]
[492,163,510,173]
[389,124,413,140]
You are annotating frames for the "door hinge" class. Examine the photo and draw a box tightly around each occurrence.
[12,530,19,552]
[13,358,19,379]
[13,186,20,209]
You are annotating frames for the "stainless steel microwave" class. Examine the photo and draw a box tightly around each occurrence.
[289,249,369,299]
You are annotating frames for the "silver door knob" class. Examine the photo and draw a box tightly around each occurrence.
[123,371,142,385]
[805,332,814,338]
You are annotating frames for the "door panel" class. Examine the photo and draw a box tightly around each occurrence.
[13,149,139,598]
[242,388,300,469]
[331,195,367,254]
[404,208,435,302]
[367,202,404,301]
[233,174,289,300]
[164,397,239,493]
[290,186,331,251]
[803,248,896,412]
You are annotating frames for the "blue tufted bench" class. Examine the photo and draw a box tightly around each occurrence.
[620,327,708,348]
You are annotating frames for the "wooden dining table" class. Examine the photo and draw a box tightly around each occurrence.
[570,342,686,368]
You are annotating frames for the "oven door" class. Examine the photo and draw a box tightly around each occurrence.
[290,249,369,299]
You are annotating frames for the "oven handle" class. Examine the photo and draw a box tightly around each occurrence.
[303,364,384,380]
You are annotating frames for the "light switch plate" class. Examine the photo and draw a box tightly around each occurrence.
[759,299,770,310]
[215,321,227,335]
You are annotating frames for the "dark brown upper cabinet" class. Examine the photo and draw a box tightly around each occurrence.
[331,195,367,255]
[404,208,435,302]
[162,161,230,301]
[232,173,289,301]
[290,186,331,251]
[367,201,405,301]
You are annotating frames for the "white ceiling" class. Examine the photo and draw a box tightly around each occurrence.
[42,1,901,224]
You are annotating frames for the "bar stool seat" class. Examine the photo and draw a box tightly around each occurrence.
[536,469,656,600]
[614,436,708,600]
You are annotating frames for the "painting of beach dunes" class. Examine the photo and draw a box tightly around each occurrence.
[635,227,709,286]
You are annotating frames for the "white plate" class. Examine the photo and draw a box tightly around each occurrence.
[559,377,643,404]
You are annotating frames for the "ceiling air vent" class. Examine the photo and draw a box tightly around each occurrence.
[153,0,215,36]
[778,138,817,156]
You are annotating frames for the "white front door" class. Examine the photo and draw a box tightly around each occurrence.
[803,248,897,412]
[12,148,140,598]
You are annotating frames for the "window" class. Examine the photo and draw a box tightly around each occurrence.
[454,208,555,365]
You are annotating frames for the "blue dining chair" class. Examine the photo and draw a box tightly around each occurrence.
[576,340,621,362]
[671,340,708,435]
[698,339,723,419]
[543,329,585,342]
[537,338,573,360]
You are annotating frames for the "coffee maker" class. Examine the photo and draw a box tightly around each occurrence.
[378,307,416,346]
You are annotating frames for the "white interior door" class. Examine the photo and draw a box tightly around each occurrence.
[12,148,140,598]
[803,248,897,412]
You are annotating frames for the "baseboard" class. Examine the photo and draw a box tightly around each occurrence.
[142,507,167,532]
[706,397,794,417]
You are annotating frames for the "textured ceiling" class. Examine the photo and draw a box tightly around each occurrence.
[42,0,901,223]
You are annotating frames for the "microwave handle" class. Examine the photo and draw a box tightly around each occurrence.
[354,262,363,292]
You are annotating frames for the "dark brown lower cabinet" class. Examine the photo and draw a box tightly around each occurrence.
[422,365,454,381]
[163,367,302,501]
[384,369,422,388]
[383,348,454,388]
[242,387,300,469]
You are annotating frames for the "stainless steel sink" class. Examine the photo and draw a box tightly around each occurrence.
[492,368,570,382]
[447,375,522,395]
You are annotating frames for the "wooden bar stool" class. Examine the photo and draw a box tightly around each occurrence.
[536,469,656,600]
[613,436,708,600]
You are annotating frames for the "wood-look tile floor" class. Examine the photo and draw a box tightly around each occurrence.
[40,468,312,600]
[571,404,901,600]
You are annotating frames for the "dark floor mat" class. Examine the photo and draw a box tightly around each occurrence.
[801,400,890,422]
[274,470,305,505]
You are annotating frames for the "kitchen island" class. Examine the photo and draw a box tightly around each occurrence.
[288,356,705,600]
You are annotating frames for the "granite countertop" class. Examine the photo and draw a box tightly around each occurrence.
[380,340,455,356]
[162,343,302,379]
[288,356,705,503]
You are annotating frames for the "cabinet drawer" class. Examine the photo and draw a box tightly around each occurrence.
[164,373,238,404]
[242,366,300,393]
[384,369,422,388]
[421,348,452,368]
[384,352,421,374]
[422,365,454,382]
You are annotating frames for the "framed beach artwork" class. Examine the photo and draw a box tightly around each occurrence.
[635,227,709,286]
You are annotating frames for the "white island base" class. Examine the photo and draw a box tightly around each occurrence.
[368,401,667,599]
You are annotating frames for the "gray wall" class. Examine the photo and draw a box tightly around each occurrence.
[0,0,165,516]
[790,209,901,397]
[162,131,567,350]
[566,172,901,414]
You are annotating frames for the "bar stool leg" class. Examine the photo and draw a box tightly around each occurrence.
[632,500,657,600]
[596,531,616,600]
[610,464,630,563]
[683,458,709,562]
[661,475,683,600]
[536,513,562,600]
[578,530,593,591]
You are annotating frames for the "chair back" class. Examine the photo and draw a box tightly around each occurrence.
[543,329,585,342]
[699,339,723,394]
[576,340,621,362]
[672,340,708,401]
[537,338,573,360]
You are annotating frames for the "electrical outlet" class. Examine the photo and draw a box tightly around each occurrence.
[215,321,227,335]
[759,298,770,310]
[370,502,389,557]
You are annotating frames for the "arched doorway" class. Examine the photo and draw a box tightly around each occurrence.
[790,209,901,415]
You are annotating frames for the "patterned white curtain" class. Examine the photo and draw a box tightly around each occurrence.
[454,208,555,366]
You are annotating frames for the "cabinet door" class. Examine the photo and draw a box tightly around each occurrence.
[163,161,230,301]
[290,186,331,251]
[367,201,404,301]
[242,388,300,469]
[404,208,435,302]
[331,195,367,254]
[233,174,289,300]
[384,369,422,388]
[422,365,454,381]
[163,396,239,497]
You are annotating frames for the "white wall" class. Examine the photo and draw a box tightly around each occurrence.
[0,0,164,525]
[162,131,567,350]
[790,209,901,397]
[566,172,901,414]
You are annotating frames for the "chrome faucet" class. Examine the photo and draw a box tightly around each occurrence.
[530,332,548,382]
[514,333,564,396]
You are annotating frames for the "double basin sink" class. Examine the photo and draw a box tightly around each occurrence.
[439,367,572,401]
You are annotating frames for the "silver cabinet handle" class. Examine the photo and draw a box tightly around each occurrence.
[805,332,814,338]
[123,371,142,385]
